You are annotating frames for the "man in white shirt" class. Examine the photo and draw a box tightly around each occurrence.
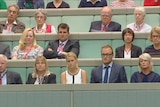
[127,6,152,32]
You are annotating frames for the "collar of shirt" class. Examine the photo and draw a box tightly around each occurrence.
[103,62,113,69]
[6,20,17,25]
[135,22,144,28]
[0,69,7,77]
[59,39,68,47]
[87,0,101,3]
[102,62,113,83]
[35,23,46,33]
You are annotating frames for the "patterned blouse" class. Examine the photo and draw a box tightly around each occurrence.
[12,45,44,59]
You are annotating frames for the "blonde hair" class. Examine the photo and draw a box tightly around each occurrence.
[19,28,38,50]
[138,53,153,72]
[134,6,146,16]
[66,52,79,70]
[32,56,50,78]
[148,26,160,42]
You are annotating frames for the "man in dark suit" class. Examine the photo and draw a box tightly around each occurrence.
[0,54,23,85]
[0,43,11,59]
[43,23,80,59]
[91,44,128,83]
[0,4,25,34]
[89,6,121,32]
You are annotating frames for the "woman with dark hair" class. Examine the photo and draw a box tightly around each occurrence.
[115,28,142,58]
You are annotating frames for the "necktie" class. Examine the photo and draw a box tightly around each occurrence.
[0,74,2,85]
[102,25,107,32]
[104,66,110,83]
[57,43,64,52]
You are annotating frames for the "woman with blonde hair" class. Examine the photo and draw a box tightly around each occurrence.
[26,56,56,84]
[61,52,88,84]
[144,26,160,57]
[130,53,160,82]
[12,28,44,59]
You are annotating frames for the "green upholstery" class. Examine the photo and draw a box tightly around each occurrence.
[112,15,127,31]
[65,0,80,8]
[62,16,94,32]
[79,40,112,58]
[111,39,123,54]
[145,14,159,28]
[133,39,146,52]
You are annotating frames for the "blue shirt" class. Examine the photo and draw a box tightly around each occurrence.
[102,62,113,83]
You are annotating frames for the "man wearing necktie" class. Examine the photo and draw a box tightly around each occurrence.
[90,44,128,83]
[43,23,80,59]
[0,54,23,85]
[89,6,121,32]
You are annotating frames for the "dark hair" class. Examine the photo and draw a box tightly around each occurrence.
[122,28,135,42]
[101,44,113,54]
[57,23,70,32]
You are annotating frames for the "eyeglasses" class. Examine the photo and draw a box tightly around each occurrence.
[101,53,113,57]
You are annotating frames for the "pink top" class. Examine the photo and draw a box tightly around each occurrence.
[110,0,136,8]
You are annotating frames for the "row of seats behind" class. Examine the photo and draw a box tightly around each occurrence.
[1,32,152,58]
[7,59,160,84]
[7,0,145,8]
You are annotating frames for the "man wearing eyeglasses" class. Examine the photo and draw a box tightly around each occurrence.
[0,4,25,34]
[90,44,128,83]
[89,6,121,32]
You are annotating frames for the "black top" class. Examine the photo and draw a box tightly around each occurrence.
[46,1,70,8]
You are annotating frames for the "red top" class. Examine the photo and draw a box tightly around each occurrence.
[144,0,160,6]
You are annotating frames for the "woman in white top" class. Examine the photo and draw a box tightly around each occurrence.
[61,52,88,84]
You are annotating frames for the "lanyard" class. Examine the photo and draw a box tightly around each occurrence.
[23,45,33,59]
[133,23,144,32]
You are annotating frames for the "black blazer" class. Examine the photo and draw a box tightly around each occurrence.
[90,63,128,83]
[6,70,23,84]
[26,73,56,84]
[115,44,142,58]
[89,21,121,32]
[43,39,80,59]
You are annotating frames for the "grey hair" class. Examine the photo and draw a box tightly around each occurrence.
[138,53,153,72]
[35,8,47,20]
[0,54,8,63]
[134,6,146,16]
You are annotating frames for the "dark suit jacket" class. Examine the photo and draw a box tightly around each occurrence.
[89,21,121,32]
[90,63,128,83]
[0,20,25,33]
[26,73,56,84]
[0,43,11,59]
[43,39,80,59]
[115,44,142,58]
[6,70,23,84]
